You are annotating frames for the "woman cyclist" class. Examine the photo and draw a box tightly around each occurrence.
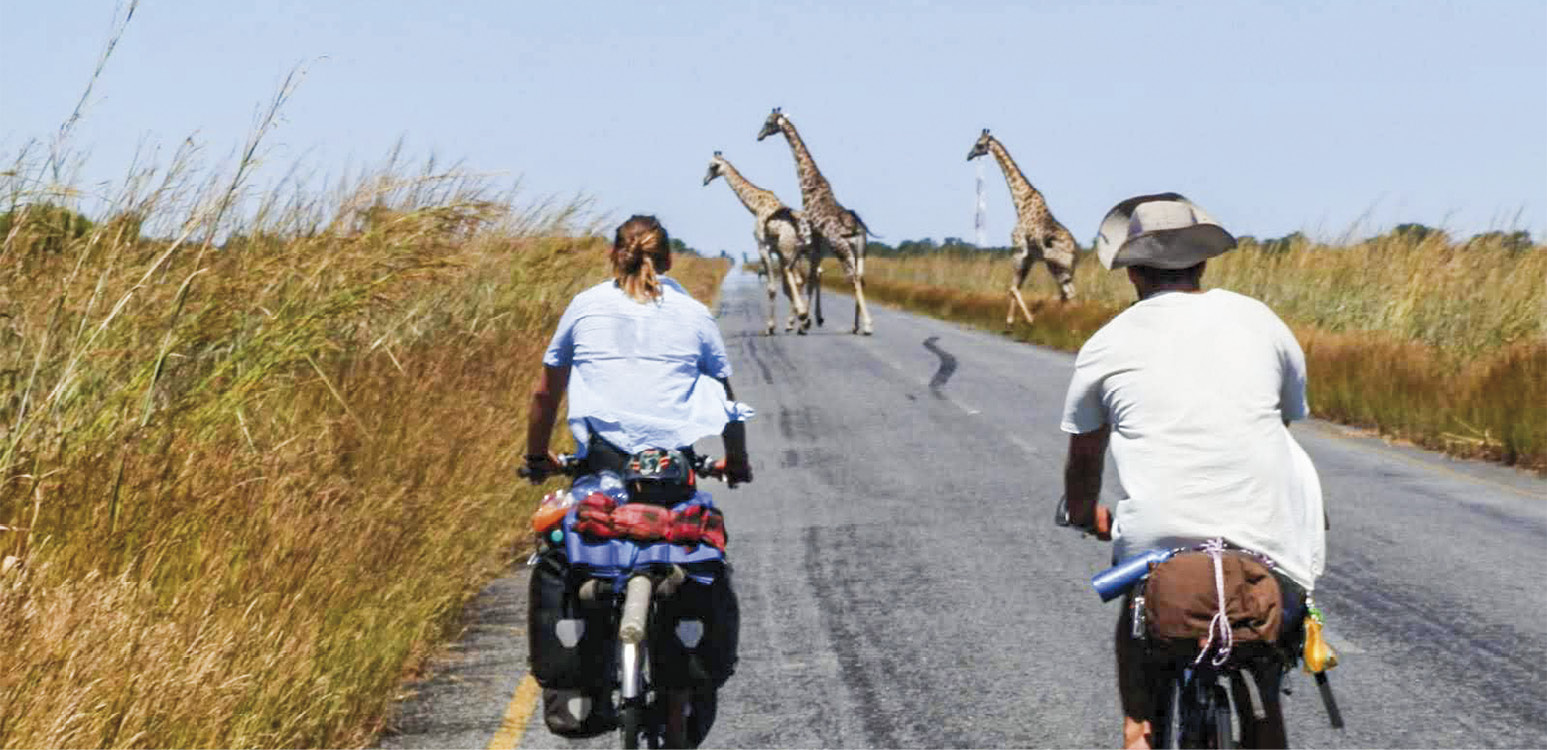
[524,214,752,482]
[523,214,753,741]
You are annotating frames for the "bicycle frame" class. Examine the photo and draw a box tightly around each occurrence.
[619,574,653,703]
[530,456,729,748]
[577,565,691,749]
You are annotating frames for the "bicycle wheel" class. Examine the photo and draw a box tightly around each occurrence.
[1175,673,1211,748]
[1153,676,1181,748]
[620,704,647,749]
[1207,683,1234,749]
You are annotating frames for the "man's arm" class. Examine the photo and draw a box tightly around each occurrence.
[1063,425,1112,539]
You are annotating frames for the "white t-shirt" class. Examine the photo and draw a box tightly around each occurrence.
[544,278,753,456]
[1060,289,1326,590]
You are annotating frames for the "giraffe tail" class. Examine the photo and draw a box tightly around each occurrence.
[850,209,882,239]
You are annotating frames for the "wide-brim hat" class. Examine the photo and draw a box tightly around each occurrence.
[1094,193,1236,270]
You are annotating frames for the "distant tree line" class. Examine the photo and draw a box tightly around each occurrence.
[1237,223,1537,254]
[669,238,704,257]
[863,225,1538,257]
[865,236,1018,257]
[4,204,1535,257]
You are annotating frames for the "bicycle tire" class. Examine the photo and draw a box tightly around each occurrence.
[1155,676,1181,748]
[1174,672,1212,749]
[1208,683,1234,749]
[620,704,645,749]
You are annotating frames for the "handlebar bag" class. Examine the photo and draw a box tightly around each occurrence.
[1143,550,1283,646]
[624,448,698,505]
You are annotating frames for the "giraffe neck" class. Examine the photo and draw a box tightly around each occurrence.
[778,119,834,205]
[986,137,1049,220]
[715,159,781,218]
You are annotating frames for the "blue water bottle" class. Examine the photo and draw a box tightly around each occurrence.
[1091,548,1176,602]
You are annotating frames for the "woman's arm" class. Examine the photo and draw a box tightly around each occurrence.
[524,365,570,480]
[717,377,752,486]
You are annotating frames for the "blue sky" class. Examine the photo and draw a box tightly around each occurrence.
[2,0,1544,253]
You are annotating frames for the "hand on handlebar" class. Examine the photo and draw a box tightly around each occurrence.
[1090,505,1112,541]
[519,451,563,484]
[717,456,753,488]
[1055,495,1112,541]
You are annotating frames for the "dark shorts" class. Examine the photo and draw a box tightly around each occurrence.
[1115,570,1306,723]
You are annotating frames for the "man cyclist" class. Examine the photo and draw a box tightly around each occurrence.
[1059,194,1326,749]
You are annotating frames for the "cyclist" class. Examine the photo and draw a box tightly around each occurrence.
[1059,194,1326,749]
[523,214,753,738]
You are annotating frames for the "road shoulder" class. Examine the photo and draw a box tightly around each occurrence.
[378,572,533,750]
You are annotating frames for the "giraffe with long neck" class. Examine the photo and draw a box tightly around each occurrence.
[968,129,1078,326]
[758,107,872,335]
[704,151,815,334]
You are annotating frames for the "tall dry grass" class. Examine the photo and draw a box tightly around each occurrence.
[0,140,729,746]
[842,233,1546,470]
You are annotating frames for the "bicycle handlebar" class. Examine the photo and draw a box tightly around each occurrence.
[517,453,584,480]
[518,453,728,481]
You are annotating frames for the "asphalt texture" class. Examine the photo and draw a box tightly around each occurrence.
[380,271,1547,749]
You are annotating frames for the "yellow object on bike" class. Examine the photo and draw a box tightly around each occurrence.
[1302,612,1339,673]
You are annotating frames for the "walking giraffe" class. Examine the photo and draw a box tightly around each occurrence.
[967,128,1078,326]
[758,107,873,335]
[704,151,817,335]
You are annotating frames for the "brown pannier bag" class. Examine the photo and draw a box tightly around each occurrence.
[1144,550,1283,645]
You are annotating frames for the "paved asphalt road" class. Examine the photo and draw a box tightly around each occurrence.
[381,271,1547,749]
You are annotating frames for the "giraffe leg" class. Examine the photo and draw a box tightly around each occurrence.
[1007,272,1036,327]
[847,237,873,335]
[807,247,824,327]
[781,265,803,332]
[783,266,809,333]
[1048,259,1076,302]
[776,225,809,331]
[759,243,780,335]
[1008,243,1036,326]
[1011,286,1036,326]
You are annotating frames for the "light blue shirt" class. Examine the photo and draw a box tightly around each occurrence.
[543,277,753,456]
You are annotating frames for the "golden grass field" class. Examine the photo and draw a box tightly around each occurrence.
[834,231,1546,471]
[0,150,729,746]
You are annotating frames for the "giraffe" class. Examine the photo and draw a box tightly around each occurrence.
[703,151,816,335]
[757,107,873,335]
[967,128,1078,326]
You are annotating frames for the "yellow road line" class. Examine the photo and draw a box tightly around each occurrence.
[487,674,541,750]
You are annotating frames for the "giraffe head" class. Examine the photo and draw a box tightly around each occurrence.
[756,107,786,141]
[967,128,993,161]
[703,151,728,186]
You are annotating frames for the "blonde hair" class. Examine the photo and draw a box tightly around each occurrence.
[611,215,672,303]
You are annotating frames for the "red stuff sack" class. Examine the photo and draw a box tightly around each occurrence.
[572,493,617,538]
[665,504,728,551]
[610,502,673,542]
[700,508,727,551]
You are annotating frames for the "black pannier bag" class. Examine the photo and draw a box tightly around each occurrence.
[648,563,740,689]
[528,549,613,736]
